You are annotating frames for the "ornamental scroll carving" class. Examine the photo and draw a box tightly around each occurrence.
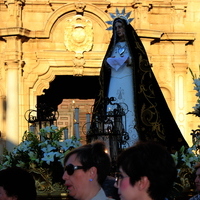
[64,15,93,76]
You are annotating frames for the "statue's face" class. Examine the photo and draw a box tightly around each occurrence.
[114,21,125,41]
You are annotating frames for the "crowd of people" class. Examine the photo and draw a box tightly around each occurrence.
[62,141,177,200]
[1,141,200,200]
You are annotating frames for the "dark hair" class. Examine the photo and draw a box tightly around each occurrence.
[117,141,177,200]
[0,167,37,200]
[64,141,111,185]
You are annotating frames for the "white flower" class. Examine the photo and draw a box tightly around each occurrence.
[0,125,82,173]
[59,139,81,151]
[2,159,12,168]
[42,152,61,165]
[42,126,52,133]
[41,144,56,153]
[13,140,32,153]
[51,125,57,130]
[28,151,40,163]
[171,151,178,166]
[182,155,194,168]
[41,125,58,133]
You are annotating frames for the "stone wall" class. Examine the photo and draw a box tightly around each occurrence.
[0,0,199,151]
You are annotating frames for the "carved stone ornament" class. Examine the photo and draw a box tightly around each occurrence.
[73,56,85,76]
[74,2,86,14]
[64,15,93,56]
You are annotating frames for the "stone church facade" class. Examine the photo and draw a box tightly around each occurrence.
[0,0,199,152]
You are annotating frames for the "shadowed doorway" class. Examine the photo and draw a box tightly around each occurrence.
[37,75,99,142]
[37,75,99,109]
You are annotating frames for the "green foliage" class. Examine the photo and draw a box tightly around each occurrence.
[0,125,81,183]
[171,144,200,196]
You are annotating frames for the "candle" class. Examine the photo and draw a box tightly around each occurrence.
[64,128,68,140]
[74,108,79,123]
[29,124,35,133]
[74,123,79,138]
[72,100,75,107]
[86,113,91,132]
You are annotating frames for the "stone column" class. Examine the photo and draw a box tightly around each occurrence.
[0,95,6,156]
[5,61,20,151]
[3,0,25,151]
[4,0,25,27]
[173,63,188,139]
[3,35,22,151]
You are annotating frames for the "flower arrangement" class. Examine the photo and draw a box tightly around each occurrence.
[172,145,199,187]
[171,138,200,198]
[167,67,200,198]
[187,67,200,117]
[0,125,81,194]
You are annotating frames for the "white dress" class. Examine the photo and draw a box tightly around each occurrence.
[106,41,139,147]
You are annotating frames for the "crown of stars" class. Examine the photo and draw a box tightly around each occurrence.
[105,8,134,30]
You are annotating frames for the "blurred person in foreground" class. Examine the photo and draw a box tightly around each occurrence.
[114,141,177,200]
[0,167,37,200]
[62,141,115,200]
[189,163,200,200]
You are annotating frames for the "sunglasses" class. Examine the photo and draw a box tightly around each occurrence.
[64,164,85,175]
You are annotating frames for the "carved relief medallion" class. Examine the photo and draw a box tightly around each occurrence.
[64,15,93,54]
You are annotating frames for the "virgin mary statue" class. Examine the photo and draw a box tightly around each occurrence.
[87,8,188,153]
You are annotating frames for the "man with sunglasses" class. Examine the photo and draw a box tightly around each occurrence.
[62,141,114,200]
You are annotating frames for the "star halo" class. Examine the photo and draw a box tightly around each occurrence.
[105,8,134,30]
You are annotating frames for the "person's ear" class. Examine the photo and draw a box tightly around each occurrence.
[138,176,150,191]
[89,166,97,179]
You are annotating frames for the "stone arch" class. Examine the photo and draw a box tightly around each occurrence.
[31,3,112,41]
[30,68,97,103]
[28,4,113,107]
